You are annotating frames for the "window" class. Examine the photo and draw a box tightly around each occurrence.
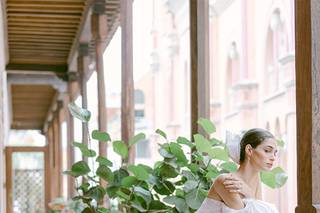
[136,139,150,158]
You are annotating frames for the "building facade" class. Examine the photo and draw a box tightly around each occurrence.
[131,0,296,212]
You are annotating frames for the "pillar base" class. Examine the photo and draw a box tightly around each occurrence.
[295,205,318,213]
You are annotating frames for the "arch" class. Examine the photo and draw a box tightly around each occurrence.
[264,8,290,95]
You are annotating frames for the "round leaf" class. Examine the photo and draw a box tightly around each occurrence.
[71,161,90,177]
[96,156,113,167]
[261,167,288,188]
[177,136,194,148]
[194,134,211,153]
[220,162,238,172]
[87,186,106,202]
[185,188,206,209]
[68,102,91,122]
[113,140,128,159]
[128,165,150,181]
[197,118,216,134]
[121,176,139,187]
[169,143,188,165]
[156,129,167,139]
[129,133,146,146]
[96,165,114,182]
[208,147,229,161]
[92,130,111,142]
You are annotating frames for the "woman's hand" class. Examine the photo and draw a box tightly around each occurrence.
[222,174,254,198]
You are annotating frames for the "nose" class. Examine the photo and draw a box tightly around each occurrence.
[270,155,276,162]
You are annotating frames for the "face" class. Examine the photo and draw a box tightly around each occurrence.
[248,138,278,171]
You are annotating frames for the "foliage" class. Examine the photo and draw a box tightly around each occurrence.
[65,103,288,213]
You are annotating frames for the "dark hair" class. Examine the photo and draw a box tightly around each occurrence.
[239,128,275,163]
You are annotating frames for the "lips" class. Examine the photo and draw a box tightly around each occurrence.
[266,163,273,167]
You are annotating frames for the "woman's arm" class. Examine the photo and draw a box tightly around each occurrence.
[213,175,245,210]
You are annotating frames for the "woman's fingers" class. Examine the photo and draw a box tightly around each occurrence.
[229,189,241,193]
[223,180,242,186]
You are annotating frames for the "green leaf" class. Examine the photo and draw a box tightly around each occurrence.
[97,207,109,213]
[68,102,91,122]
[260,167,288,188]
[78,183,90,192]
[156,162,179,178]
[183,180,198,192]
[112,169,129,186]
[159,147,174,158]
[177,136,194,148]
[116,188,131,200]
[72,142,96,157]
[273,167,288,187]
[129,133,146,146]
[106,186,119,198]
[210,137,222,146]
[194,134,212,153]
[163,196,189,213]
[96,165,114,182]
[71,161,90,177]
[82,149,96,157]
[208,147,229,161]
[153,180,175,195]
[206,170,219,180]
[185,188,206,209]
[131,196,148,212]
[197,118,216,134]
[63,170,77,177]
[277,139,285,148]
[133,186,152,204]
[92,130,111,142]
[128,165,150,181]
[72,141,86,149]
[169,143,188,165]
[87,186,106,202]
[156,129,167,139]
[96,156,113,167]
[220,162,238,172]
[113,140,128,159]
[148,200,168,210]
[121,176,139,187]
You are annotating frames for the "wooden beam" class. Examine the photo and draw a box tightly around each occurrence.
[91,0,108,200]
[67,0,94,65]
[7,72,67,92]
[295,0,320,212]
[189,0,210,141]
[6,64,68,73]
[78,43,89,162]
[91,0,108,155]
[65,84,75,198]
[120,0,135,165]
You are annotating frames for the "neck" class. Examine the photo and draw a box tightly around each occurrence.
[236,160,260,185]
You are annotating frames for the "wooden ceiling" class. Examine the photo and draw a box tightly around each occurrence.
[6,0,87,70]
[11,84,56,130]
[5,0,121,130]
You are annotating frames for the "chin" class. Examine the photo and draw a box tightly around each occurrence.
[262,166,273,172]
[265,167,273,172]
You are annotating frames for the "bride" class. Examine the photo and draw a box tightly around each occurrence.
[196,128,279,213]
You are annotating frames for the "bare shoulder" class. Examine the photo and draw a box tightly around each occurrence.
[211,174,245,210]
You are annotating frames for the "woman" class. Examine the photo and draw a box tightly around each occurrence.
[196,128,279,213]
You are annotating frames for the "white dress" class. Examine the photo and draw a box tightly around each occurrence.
[196,198,278,213]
